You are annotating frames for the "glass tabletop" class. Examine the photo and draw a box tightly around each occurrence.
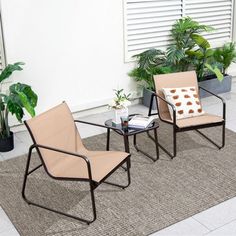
[104,115,159,135]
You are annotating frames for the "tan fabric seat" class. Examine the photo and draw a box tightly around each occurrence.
[26,102,129,182]
[151,71,225,158]
[47,150,128,182]
[161,113,223,128]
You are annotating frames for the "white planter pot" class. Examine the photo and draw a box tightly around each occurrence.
[112,108,128,124]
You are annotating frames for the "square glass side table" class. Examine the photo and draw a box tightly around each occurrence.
[104,115,159,168]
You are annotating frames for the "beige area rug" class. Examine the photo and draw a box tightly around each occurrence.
[1,122,236,236]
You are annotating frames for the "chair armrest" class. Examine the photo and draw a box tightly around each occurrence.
[31,144,93,181]
[74,119,124,134]
[149,92,176,125]
[199,86,226,120]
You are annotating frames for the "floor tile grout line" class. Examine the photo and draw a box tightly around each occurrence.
[203,218,236,235]
[191,216,212,232]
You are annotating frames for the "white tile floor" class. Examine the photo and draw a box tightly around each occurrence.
[1,81,236,236]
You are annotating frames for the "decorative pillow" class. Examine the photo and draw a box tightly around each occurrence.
[162,86,205,120]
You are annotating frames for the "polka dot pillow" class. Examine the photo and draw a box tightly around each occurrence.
[162,86,205,120]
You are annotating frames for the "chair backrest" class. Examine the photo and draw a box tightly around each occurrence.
[153,71,199,119]
[25,102,84,172]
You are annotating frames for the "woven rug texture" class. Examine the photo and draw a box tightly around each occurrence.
[0,123,236,236]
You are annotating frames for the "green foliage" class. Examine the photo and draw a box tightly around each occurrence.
[114,89,131,102]
[167,17,213,71]
[129,16,234,86]
[213,42,236,74]
[129,49,173,90]
[205,64,224,82]
[0,62,24,83]
[0,62,38,138]
[186,35,223,81]
[109,89,131,109]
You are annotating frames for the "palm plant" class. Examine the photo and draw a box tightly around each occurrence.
[0,62,38,138]
[128,49,173,90]
[213,42,236,75]
[167,17,214,72]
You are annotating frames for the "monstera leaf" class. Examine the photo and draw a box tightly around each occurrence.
[7,83,38,122]
[0,62,25,83]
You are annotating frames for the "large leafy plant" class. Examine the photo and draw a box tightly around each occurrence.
[0,62,38,138]
[129,16,233,85]
[167,17,213,72]
[128,49,173,90]
[186,34,223,81]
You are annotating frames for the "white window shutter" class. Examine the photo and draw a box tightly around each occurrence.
[124,0,235,61]
[123,0,182,62]
[183,0,233,47]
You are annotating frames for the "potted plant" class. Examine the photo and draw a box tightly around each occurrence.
[169,17,235,97]
[186,42,236,97]
[129,16,235,104]
[128,49,173,109]
[109,89,131,124]
[0,62,38,152]
[198,42,236,97]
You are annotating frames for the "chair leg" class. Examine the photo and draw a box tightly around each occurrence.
[173,127,177,158]
[196,123,225,149]
[103,156,131,189]
[133,130,159,161]
[22,146,34,204]
[22,147,97,225]
[222,122,225,149]
[147,126,177,159]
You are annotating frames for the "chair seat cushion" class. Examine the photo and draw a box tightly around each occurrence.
[161,113,223,128]
[48,150,128,182]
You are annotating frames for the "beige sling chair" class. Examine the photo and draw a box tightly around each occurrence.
[148,71,225,158]
[22,102,131,224]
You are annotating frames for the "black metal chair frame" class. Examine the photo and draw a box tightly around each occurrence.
[22,120,131,225]
[148,86,226,158]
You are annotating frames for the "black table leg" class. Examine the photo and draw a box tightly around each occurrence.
[133,128,159,161]
[153,128,159,160]
[106,128,110,151]
[123,134,131,169]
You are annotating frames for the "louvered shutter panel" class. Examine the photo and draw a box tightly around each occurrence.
[184,0,234,47]
[124,0,182,61]
[124,0,234,61]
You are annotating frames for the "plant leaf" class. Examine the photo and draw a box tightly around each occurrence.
[205,63,224,82]
[17,91,35,117]
[186,50,204,59]
[191,34,210,49]
[6,94,24,122]
[0,62,25,83]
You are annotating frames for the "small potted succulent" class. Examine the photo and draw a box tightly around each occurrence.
[109,89,131,124]
[0,62,38,152]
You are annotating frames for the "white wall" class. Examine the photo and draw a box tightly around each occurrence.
[1,0,236,125]
[0,0,138,117]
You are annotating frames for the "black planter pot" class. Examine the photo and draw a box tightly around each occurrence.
[0,131,14,152]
